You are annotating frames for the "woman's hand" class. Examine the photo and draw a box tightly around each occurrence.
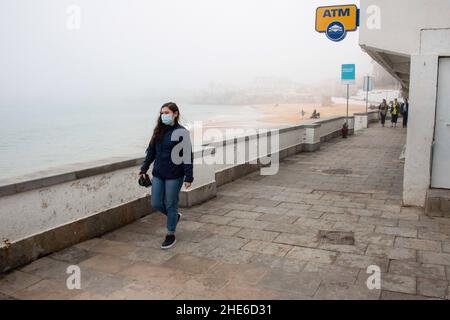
[184,182,192,189]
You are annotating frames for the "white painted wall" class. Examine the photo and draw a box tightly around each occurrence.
[360,0,450,55]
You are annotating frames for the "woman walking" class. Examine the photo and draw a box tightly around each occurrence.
[379,99,388,127]
[139,102,193,249]
[390,98,400,127]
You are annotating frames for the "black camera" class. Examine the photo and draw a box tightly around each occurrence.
[138,174,152,188]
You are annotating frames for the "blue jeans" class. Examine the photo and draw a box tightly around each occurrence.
[151,176,184,233]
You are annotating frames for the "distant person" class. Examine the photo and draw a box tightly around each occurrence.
[311,109,319,119]
[139,102,193,250]
[390,98,400,127]
[402,98,409,128]
[379,99,388,127]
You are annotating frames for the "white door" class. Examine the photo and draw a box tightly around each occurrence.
[431,58,450,189]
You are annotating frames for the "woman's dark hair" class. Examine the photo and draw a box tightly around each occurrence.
[149,102,180,146]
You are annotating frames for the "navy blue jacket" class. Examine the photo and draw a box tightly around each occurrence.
[139,123,194,183]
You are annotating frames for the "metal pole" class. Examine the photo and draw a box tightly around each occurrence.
[346,84,349,125]
[366,87,369,114]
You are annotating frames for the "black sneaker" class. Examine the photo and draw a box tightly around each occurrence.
[161,234,176,250]
[177,212,183,223]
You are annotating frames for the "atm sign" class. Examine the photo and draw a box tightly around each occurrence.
[315,5,359,42]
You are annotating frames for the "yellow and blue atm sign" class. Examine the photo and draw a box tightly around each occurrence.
[316,4,359,42]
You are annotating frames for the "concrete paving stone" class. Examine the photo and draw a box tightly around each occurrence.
[0,270,42,296]
[18,257,70,282]
[251,206,290,215]
[12,279,80,300]
[332,221,375,234]
[74,238,105,251]
[162,240,203,255]
[331,201,367,209]
[277,202,312,211]
[311,205,346,214]
[197,223,241,236]
[176,229,214,243]
[247,254,306,273]
[418,251,450,266]
[335,253,389,272]
[286,247,337,264]
[389,260,446,279]
[242,198,281,208]
[418,229,450,241]
[108,280,183,300]
[359,216,399,227]
[198,234,249,250]
[365,244,416,261]
[318,242,367,255]
[228,218,271,231]
[213,280,283,300]
[176,220,205,231]
[321,213,360,223]
[70,291,109,300]
[287,209,324,219]
[205,247,255,264]
[417,277,448,298]
[235,228,279,242]
[345,208,383,217]
[355,232,396,247]
[357,272,416,295]
[207,262,269,285]
[189,206,232,216]
[443,241,450,253]
[49,246,97,265]
[161,254,218,275]
[314,282,381,300]
[256,213,298,224]
[264,222,311,234]
[303,262,359,284]
[380,291,439,300]
[78,254,134,274]
[87,239,140,257]
[398,219,440,231]
[199,214,236,225]
[241,240,293,257]
[0,292,17,300]
[123,246,176,265]
[382,211,419,221]
[222,202,257,211]
[118,262,191,287]
[395,237,441,252]
[367,204,401,213]
[80,269,131,297]
[258,269,321,297]
[375,226,418,238]
[273,232,319,248]
[225,210,263,220]
[295,217,335,230]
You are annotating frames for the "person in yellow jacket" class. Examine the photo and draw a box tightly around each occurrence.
[390,98,400,128]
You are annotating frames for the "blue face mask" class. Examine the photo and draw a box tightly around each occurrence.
[161,114,174,125]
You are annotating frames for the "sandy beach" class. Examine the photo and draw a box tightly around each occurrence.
[201,99,371,130]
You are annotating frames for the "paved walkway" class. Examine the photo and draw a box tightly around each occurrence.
[1,125,450,300]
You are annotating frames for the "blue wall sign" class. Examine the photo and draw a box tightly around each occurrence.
[341,64,356,85]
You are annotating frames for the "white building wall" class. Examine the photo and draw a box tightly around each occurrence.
[360,0,450,207]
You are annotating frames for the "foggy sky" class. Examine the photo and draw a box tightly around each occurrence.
[0,0,372,105]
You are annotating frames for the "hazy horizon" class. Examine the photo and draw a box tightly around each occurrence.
[0,0,372,106]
